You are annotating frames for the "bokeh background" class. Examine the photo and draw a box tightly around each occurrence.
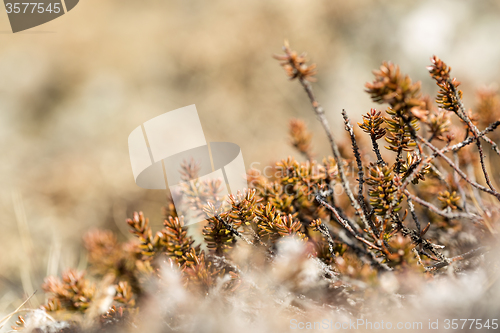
[1,0,500,314]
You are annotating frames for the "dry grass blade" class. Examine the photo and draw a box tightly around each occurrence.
[0,291,37,329]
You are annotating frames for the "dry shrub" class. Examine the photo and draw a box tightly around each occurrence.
[5,42,500,333]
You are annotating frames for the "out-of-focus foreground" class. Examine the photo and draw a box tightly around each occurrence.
[1,0,500,321]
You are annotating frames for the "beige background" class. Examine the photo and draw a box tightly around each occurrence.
[1,0,500,311]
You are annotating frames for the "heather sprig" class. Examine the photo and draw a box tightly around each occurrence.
[42,269,96,312]
[289,118,314,161]
[358,108,386,165]
[28,42,500,333]
[365,162,403,217]
[160,216,199,265]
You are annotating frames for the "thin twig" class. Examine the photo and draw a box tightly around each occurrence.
[400,115,500,202]
[371,136,385,166]
[342,110,375,234]
[214,215,253,246]
[425,246,488,272]
[394,141,406,174]
[316,223,336,260]
[446,82,498,192]
[446,120,500,154]
[297,77,373,235]
[315,195,381,251]
[394,217,447,262]
[428,163,448,184]
[324,221,391,271]
[416,134,500,202]
[402,120,500,195]
[370,119,450,268]
[453,152,469,213]
[406,196,421,234]
[412,247,425,267]
[466,162,485,209]
[449,82,500,156]
[404,190,481,221]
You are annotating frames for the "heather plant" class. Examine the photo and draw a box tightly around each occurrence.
[4,41,500,333]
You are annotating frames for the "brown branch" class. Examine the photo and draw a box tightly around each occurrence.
[298,78,374,235]
[315,194,381,251]
[425,246,488,272]
[325,223,392,271]
[395,119,500,208]
[447,82,499,191]
[214,215,253,246]
[446,120,500,154]
[316,223,336,260]
[453,152,469,213]
[416,134,500,202]
[396,114,500,202]
[342,110,374,233]
[395,217,447,262]
[449,83,500,153]
[404,190,481,221]
[406,195,421,233]
[372,137,385,165]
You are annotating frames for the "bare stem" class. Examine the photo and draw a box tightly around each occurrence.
[416,134,500,202]
[316,223,336,259]
[215,215,253,246]
[342,110,375,234]
[448,82,499,190]
[406,196,421,233]
[404,190,481,221]
[395,217,447,262]
[315,194,381,251]
[425,246,488,272]
[446,120,500,154]
[298,78,372,234]
[371,135,386,166]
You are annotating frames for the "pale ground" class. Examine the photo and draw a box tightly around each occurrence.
[0,0,500,312]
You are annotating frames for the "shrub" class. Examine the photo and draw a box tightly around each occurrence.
[6,41,500,333]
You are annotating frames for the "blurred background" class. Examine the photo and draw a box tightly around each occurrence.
[1,0,500,313]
